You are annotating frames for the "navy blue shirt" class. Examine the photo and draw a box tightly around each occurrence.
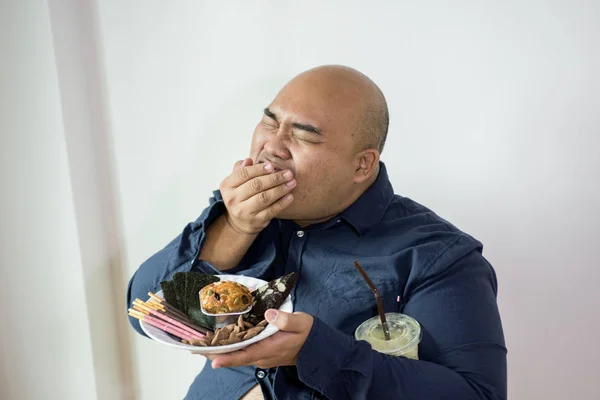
[127,163,507,399]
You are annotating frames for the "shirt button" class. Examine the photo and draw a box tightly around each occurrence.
[296,230,304,237]
[256,370,266,379]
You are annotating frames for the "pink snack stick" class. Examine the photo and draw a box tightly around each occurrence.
[142,314,197,342]
[135,300,205,339]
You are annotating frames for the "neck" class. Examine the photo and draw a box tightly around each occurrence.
[293,165,380,228]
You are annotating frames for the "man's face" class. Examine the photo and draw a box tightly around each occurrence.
[249,73,365,222]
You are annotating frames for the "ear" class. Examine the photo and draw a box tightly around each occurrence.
[353,149,380,183]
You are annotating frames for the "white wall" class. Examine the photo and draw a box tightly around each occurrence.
[96,2,600,399]
[3,1,597,399]
[0,1,98,399]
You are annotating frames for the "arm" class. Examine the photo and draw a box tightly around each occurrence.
[197,213,258,271]
[126,193,284,337]
[296,249,507,400]
[127,160,296,336]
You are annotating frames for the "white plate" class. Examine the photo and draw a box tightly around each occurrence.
[140,274,293,355]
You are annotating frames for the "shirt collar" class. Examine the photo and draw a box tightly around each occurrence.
[339,161,395,236]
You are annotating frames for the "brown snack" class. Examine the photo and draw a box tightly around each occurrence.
[243,326,265,340]
[191,322,266,347]
[200,281,253,314]
[237,315,246,331]
[211,328,229,346]
[220,324,235,337]
[256,320,268,328]
[190,339,208,346]
[219,334,242,345]
[243,321,254,329]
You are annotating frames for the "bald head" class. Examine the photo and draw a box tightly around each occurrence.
[287,65,389,153]
[250,65,387,224]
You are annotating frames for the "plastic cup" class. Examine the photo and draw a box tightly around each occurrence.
[355,313,422,359]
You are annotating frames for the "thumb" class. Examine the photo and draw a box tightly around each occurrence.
[265,309,308,333]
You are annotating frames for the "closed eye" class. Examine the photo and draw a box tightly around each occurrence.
[263,107,323,140]
[262,108,278,128]
[292,132,319,144]
[264,108,277,121]
[291,122,322,135]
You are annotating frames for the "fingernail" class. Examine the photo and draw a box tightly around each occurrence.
[283,170,293,179]
[285,194,293,201]
[264,163,274,172]
[265,309,278,322]
[212,361,222,369]
[286,179,296,187]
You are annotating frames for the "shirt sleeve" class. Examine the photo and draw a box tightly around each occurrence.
[125,191,226,336]
[295,249,507,400]
[126,190,281,337]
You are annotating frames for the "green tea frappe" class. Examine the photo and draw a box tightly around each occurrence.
[355,313,422,359]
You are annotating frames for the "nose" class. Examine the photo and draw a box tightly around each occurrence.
[263,130,291,160]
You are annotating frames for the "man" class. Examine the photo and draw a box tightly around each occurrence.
[127,65,507,399]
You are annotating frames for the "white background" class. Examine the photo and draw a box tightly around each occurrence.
[2,1,599,399]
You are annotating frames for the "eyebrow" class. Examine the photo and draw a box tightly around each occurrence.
[264,108,322,135]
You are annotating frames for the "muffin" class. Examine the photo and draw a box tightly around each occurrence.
[199,281,253,314]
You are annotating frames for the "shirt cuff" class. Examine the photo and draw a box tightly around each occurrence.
[295,317,357,394]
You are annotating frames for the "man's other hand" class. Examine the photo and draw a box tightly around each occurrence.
[199,309,314,369]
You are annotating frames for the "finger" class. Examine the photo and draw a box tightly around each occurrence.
[264,310,310,333]
[191,352,216,360]
[224,162,276,188]
[233,158,253,171]
[254,192,294,220]
[211,348,259,369]
[246,183,295,215]
[237,170,295,202]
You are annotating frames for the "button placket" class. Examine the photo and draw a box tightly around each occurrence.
[254,368,276,400]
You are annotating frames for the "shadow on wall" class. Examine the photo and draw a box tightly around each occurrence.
[47,1,140,399]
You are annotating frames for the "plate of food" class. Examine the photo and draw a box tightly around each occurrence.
[130,272,297,355]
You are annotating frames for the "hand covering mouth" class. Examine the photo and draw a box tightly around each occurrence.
[257,159,287,172]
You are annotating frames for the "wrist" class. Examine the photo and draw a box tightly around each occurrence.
[224,212,262,238]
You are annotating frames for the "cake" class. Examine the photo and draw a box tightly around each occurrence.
[244,272,297,325]
[199,281,253,314]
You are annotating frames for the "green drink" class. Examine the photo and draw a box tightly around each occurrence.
[355,313,422,359]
